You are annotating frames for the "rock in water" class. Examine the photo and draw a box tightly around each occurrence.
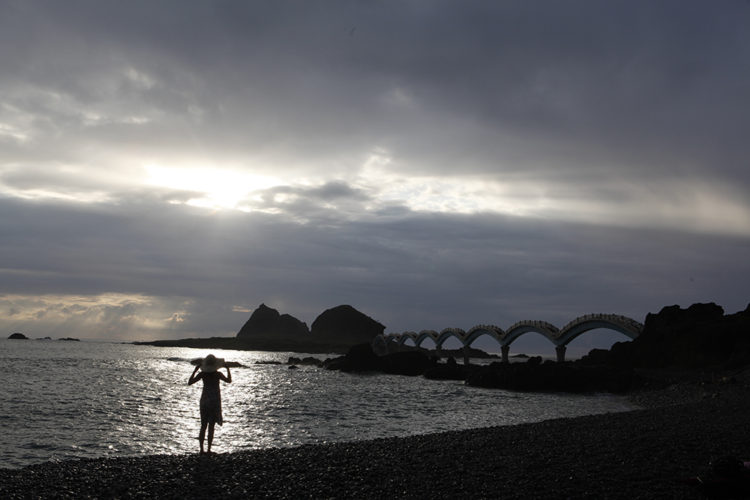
[8,332,28,340]
[579,302,750,369]
[311,305,385,344]
[236,303,309,338]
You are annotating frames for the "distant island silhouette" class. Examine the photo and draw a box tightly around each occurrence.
[6,333,80,341]
[135,303,390,354]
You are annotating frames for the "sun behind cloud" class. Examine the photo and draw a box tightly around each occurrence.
[144,164,281,210]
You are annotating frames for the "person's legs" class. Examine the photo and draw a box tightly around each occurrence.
[207,422,215,453]
[199,420,207,454]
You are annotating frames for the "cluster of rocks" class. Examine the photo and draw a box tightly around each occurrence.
[321,343,637,393]
[237,304,385,345]
[236,304,309,338]
[465,360,635,393]
[579,302,750,369]
[7,333,79,341]
[138,303,386,354]
[323,343,434,376]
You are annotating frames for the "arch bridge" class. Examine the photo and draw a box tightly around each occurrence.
[383,314,643,363]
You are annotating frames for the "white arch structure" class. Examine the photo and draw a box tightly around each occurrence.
[384,314,643,362]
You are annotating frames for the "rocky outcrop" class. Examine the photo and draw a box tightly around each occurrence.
[311,305,385,343]
[287,356,325,367]
[8,332,28,340]
[236,304,309,338]
[423,357,468,380]
[380,351,434,376]
[579,302,750,369]
[142,303,387,353]
[324,343,434,376]
[466,358,635,393]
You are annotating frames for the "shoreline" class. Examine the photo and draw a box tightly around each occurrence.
[132,337,502,360]
[2,377,749,498]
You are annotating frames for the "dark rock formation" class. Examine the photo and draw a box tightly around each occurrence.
[466,359,636,393]
[324,343,433,376]
[324,343,382,372]
[325,343,634,391]
[382,337,498,359]
[311,305,385,343]
[8,332,27,340]
[380,351,434,376]
[141,303,385,354]
[236,304,309,338]
[287,356,324,367]
[423,357,468,380]
[579,302,750,369]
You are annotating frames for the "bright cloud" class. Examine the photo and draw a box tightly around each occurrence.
[143,164,281,210]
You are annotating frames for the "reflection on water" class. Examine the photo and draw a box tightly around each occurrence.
[0,340,636,468]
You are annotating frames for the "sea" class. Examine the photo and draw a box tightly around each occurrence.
[0,339,637,469]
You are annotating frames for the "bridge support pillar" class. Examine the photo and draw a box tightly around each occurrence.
[462,345,470,365]
[555,345,567,363]
[501,345,510,364]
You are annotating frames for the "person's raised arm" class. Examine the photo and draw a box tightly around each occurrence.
[220,366,232,384]
[188,365,201,385]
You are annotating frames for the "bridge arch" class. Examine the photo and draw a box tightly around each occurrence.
[464,325,505,347]
[413,330,439,348]
[435,328,466,349]
[503,320,559,346]
[392,331,418,346]
[556,314,643,346]
[384,313,643,362]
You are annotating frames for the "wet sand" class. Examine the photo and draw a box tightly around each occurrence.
[2,374,749,499]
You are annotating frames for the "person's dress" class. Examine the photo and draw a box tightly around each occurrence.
[199,372,223,425]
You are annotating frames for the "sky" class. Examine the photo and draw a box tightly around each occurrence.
[1,1,749,356]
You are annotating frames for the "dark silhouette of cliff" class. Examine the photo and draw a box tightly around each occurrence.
[138,303,386,354]
[236,303,309,338]
[580,302,750,369]
[311,305,385,344]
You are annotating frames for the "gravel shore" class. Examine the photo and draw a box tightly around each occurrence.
[2,373,750,499]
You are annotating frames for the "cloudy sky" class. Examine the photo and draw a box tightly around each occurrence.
[1,1,749,355]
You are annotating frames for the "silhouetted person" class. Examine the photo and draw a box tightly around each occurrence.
[188,354,232,454]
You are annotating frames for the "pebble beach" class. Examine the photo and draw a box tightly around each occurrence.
[2,371,749,499]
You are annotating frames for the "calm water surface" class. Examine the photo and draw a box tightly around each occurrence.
[0,339,636,469]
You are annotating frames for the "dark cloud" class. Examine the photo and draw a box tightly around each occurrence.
[0,1,749,349]
[5,0,749,182]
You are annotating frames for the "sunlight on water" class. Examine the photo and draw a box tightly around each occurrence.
[0,340,636,468]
